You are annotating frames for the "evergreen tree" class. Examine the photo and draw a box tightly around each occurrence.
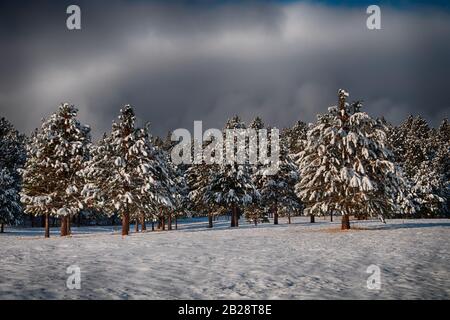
[247,117,269,225]
[21,104,91,237]
[255,153,301,225]
[430,119,449,216]
[249,117,301,225]
[281,120,308,156]
[397,116,432,178]
[0,117,27,174]
[0,169,21,232]
[411,161,446,216]
[204,116,259,227]
[186,139,219,228]
[296,90,414,229]
[437,119,450,214]
[139,129,175,232]
[390,116,447,216]
[153,129,190,230]
[161,130,177,153]
[159,144,187,231]
[0,117,26,231]
[81,106,171,236]
[152,135,165,149]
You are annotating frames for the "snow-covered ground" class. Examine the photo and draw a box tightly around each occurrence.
[0,217,449,299]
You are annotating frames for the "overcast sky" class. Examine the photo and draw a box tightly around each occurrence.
[0,0,449,138]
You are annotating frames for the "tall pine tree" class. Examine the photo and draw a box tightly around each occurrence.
[21,104,91,237]
[296,90,414,229]
[81,106,173,235]
[204,116,259,227]
[390,116,447,216]
[0,118,26,232]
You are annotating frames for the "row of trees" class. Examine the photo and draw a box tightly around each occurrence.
[0,90,448,236]
[20,104,184,237]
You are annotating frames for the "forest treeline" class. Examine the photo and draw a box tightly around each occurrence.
[0,90,448,237]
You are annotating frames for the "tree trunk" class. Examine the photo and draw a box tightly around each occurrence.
[152,219,155,231]
[60,217,65,236]
[44,213,50,238]
[175,216,178,230]
[273,205,279,225]
[254,218,257,226]
[330,212,333,222]
[288,214,291,224]
[135,219,139,233]
[341,214,351,230]
[310,215,315,223]
[41,215,46,228]
[77,213,81,228]
[0,223,4,233]
[122,212,130,236]
[231,205,236,227]
[168,214,172,231]
[141,213,146,231]
[67,216,71,235]
[162,216,166,231]
[60,216,68,237]
[208,214,213,228]
[235,206,240,227]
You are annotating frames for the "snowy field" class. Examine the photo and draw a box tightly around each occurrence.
[0,217,449,300]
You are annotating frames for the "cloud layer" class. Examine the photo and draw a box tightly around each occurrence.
[0,1,449,138]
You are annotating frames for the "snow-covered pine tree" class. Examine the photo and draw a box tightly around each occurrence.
[249,117,264,132]
[248,117,301,225]
[437,118,450,146]
[390,116,446,216]
[411,161,446,216]
[435,119,450,215]
[396,116,432,178]
[21,104,91,237]
[152,135,164,149]
[254,128,301,225]
[296,90,414,230]
[0,117,26,231]
[427,119,449,216]
[161,130,177,153]
[275,160,302,224]
[156,142,189,231]
[138,126,175,232]
[81,106,170,236]
[254,154,301,225]
[186,139,219,228]
[0,117,27,174]
[204,116,259,227]
[159,130,191,229]
[0,169,21,232]
[172,167,189,229]
[247,117,269,225]
[281,120,308,156]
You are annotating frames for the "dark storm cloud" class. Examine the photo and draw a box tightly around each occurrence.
[0,0,449,138]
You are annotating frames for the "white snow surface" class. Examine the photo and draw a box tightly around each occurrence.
[0,217,449,299]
